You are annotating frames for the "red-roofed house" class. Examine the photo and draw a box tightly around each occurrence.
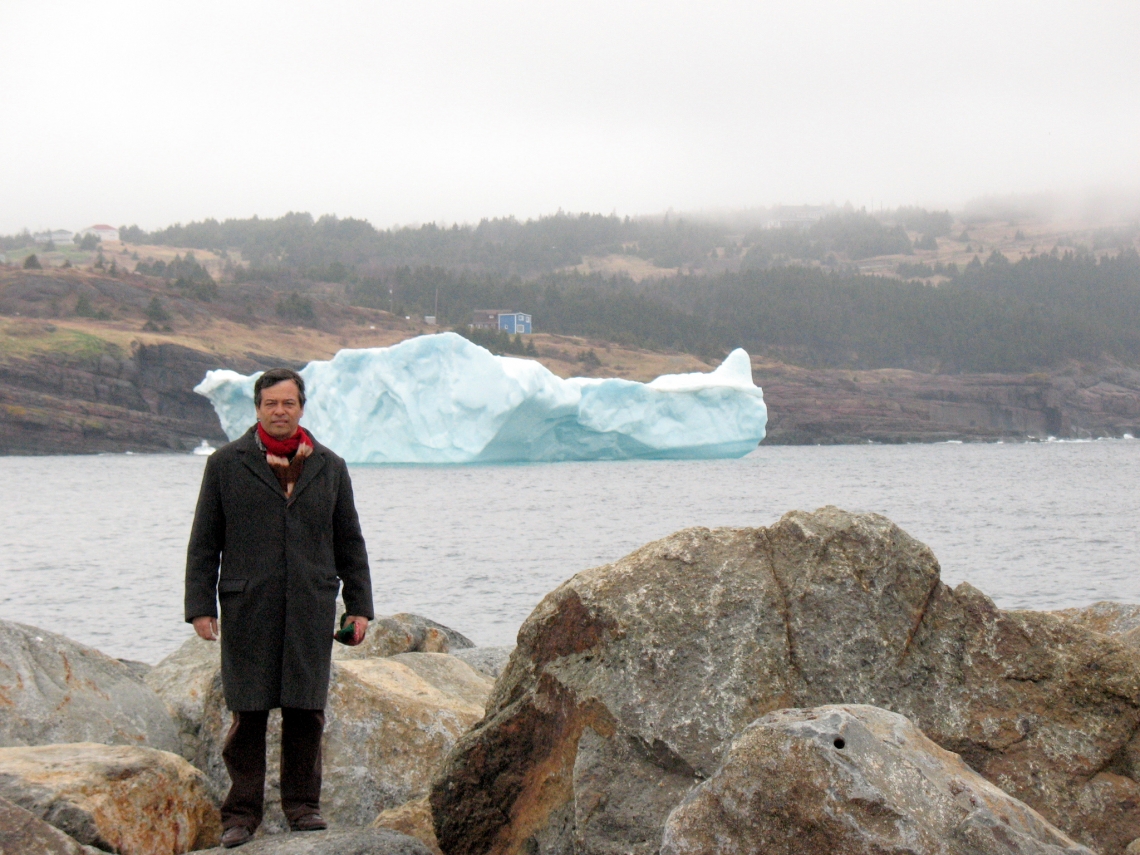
[79,224,120,242]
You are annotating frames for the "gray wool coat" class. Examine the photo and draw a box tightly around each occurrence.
[184,426,374,711]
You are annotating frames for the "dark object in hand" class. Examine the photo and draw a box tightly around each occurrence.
[334,614,363,646]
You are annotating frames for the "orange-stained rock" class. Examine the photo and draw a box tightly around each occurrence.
[431,507,1140,855]
[373,796,443,855]
[1052,601,1140,647]
[388,653,493,710]
[0,742,220,855]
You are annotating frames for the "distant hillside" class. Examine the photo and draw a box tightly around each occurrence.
[117,208,928,277]
[1,267,1138,452]
[4,221,1140,373]
[2,206,1140,451]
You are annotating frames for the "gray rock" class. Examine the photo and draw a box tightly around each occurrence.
[144,634,223,769]
[0,620,179,753]
[0,795,104,855]
[432,507,1140,855]
[661,705,1093,855]
[195,828,432,855]
[116,659,153,680]
[450,646,514,679]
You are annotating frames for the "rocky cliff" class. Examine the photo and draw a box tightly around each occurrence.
[0,335,283,454]
[757,360,1140,443]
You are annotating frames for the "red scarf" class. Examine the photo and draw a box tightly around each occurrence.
[256,423,312,458]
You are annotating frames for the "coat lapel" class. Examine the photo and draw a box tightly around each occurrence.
[288,443,327,504]
[236,429,286,497]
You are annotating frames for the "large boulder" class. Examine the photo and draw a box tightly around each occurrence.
[0,795,104,854]
[660,704,1092,855]
[0,742,221,854]
[198,656,488,833]
[431,507,1140,855]
[194,827,433,854]
[0,620,179,752]
[334,614,474,661]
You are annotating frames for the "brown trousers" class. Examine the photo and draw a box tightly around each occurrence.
[220,708,325,830]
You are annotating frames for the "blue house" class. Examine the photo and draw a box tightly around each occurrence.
[498,312,532,335]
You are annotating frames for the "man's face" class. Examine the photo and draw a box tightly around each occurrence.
[256,379,304,440]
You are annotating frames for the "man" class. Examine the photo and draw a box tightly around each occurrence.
[185,367,373,848]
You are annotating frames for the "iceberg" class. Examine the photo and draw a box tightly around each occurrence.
[194,332,767,463]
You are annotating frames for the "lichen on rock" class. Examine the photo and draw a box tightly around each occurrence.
[0,742,221,855]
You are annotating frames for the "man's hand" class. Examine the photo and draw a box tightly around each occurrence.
[343,615,369,646]
[193,616,219,641]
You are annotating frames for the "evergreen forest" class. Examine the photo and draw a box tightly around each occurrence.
[6,210,1140,374]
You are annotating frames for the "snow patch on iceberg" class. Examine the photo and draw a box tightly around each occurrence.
[194,332,766,463]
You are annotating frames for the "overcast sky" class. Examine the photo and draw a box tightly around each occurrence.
[2,0,1138,234]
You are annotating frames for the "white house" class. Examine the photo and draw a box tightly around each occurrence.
[79,224,120,242]
[764,206,826,231]
[32,229,74,245]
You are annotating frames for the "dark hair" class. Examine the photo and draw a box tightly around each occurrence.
[254,368,306,407]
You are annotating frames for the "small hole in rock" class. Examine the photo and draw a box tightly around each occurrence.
[833,738,845,749]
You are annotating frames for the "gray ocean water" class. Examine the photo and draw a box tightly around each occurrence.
[2,440,1138,664]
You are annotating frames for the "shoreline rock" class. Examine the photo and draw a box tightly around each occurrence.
[174,644,490,832]
[8,518,1140,854]
[0,742,220,854]
[431,507,1140,855]
[0,619,179,754]
[145,634,225,773]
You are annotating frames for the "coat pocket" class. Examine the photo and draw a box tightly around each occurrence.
[218,578,248,594]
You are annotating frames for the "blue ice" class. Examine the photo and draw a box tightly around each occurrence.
[194,332,767,463]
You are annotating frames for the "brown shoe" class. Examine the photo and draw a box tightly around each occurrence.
[221,826,253,848]
[290,813,328,832]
